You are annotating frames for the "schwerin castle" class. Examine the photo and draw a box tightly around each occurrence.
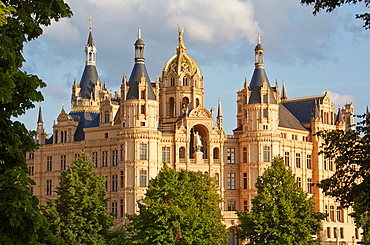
[27,25,361,244]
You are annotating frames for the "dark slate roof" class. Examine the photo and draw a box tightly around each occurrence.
[45,135,53,145]
[281,96,323,124]
[87,30,94,46]
[69,111,100,141]
[126,62,156,100]
[248,67,277,104]
[279,104,308,131]
[80,65,99,99]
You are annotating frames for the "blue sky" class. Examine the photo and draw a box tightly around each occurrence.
[19,0,370,134]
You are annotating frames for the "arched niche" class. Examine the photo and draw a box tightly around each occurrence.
[190,124,209,159]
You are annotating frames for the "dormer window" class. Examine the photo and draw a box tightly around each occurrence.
[104,111,110,123]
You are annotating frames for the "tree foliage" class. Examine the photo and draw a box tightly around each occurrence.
[317,116,370,243]
[0,0,71,243]
[301,0,370,30]
[42,154,114,244]
[237,157,326,245]
[127,164,227,245]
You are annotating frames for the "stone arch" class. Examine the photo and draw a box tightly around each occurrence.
[190,124,209,159]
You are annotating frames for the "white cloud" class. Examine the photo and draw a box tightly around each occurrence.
[43,18,81,43]
[326,90,356,107]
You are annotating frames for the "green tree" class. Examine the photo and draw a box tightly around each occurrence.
[42,154,114,244]
[127,164,227,245]
[106,225,132,245]
[300,0,370,30]
[237,157,326,245]
[0,0,71,243]
[316,116,370,243]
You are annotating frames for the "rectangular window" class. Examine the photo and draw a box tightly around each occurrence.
[75,153,80,159]
[120,144,125,161]
[227,201,236,211]
[46,156,52,171]
[307,178,313,194]
[112,175,118,192]
[297,177,302,188]
[112,150,118,166]
[329,159,334,171]
[28,166,34,176]
[243,173,248,189]
[340,227,344,239]
[120,199,124,218]
[263,146,270,162]
[46,179,52,195]
[327,227,331,238]
[296,153,301,168]
[243,201,248,211]
[227,173,236,190]
[140,144,147,160]
[242,147,247,163]
[120,171,124,188]
[284,152,290,167]
[140,105,145,114]
[330,206,335,221]
[162,147,170,163]
[337,207,343,222]
[262,108,268,118]
[102,151,108,167]
[112,202,118,217]
[227,148,235,164]
[60,155,66,170]
[92,152,98,168]
[355,228,359,239]
[105,176,108,192]
[325,205,329,221]
[262,94,267,103]
[306,154,312,169]
[139,170,147,187]
[324,158,327,170]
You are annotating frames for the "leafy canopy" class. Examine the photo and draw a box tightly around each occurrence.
[300,0,370,30]
[317,116,370,243]
[127,164,228,245]
[237,157,326,245]
[0,0,71,243]
[42,154,114,245]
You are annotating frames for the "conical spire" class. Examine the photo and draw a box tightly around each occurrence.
[37,105,43,124]
[281,82,288,100]
[85,21,97,66]
[254,32,264,67]
[216,98,223,128]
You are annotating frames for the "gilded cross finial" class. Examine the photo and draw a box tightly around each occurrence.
[87,18,93,31]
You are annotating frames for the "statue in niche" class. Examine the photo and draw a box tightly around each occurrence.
[194,131,203,153]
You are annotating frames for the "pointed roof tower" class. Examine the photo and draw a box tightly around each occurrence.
[80,22,99,99]
[126,27,156,100]
[216,98,224,128]
[281,82,288,100]
[248,33,277,104]
[37,105,44,131]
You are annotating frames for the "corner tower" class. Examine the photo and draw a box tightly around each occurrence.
[159,27,204,130]
[71,24,110,112]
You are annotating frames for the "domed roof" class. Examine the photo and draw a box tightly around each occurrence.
[162,28,202,78]
[135,38,145,45]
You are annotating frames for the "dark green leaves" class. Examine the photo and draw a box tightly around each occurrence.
[237,157,326,245]
[127,165,227,245]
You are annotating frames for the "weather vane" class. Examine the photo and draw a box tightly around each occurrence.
[86,17,93,30]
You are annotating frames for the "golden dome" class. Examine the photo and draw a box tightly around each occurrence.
[162,27,202,78]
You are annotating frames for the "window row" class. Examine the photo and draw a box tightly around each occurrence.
[226,200,249,211]
[284,152,312,169]
[296,177,314,194]
[325,205,345,223]
[281,133,309,142]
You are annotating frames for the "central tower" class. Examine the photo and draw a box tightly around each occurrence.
[159,28,204,131]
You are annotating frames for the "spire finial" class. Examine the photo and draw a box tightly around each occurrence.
[177,27,186,53]
[87,18,93,31]
[258,32,261,44]
[138,26,141,39]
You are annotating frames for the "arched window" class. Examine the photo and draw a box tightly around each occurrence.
[183,76,188,86]
[104,111,110,123]
[196,98,200,107]
[169,97,175,117]
[213,147,220,159]
[170,77,175,87]
[182,97,189,111]
[179,147,185,159]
